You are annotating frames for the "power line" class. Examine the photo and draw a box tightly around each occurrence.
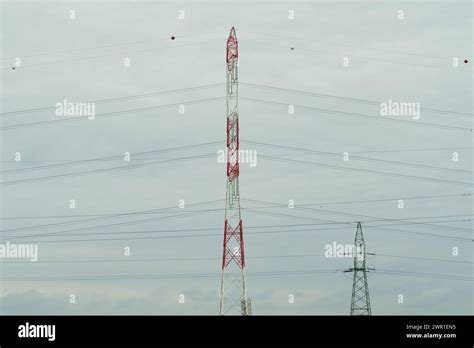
[364,225,472,242]
[243,192,471,208]
[0,207,227,243]
[4,216,471,239]
[0,269,470,282]
[240,97,472,132]
[0,153,216,186]
[257,154,473,187]
[0,97,224,130]
[2,28,447,65]
[1,253,324,264]
[242,197,472,233]
[0,141,221,174]
[243,30,450,61]
[2,192,469,220]
[5,143,469,163]
[350,146,473,154]
[9,217,470,238]
[243,209,472,242]
[2,192,471,242]
[2,29,234,62]
[2,151,470,187]
[244,37,469,75]
[3,140,469,176]
[0,269,340,281]
[374,253,473,264]
[5,217,471,244]
[241,82,473,118]
[3,82,471,122]
[2,252,470,265]
[2,34,225,71]
[1,38,156,61]
[243,140,473,174]
[0,84,224,117]
[0,199,224,234]
[3,95,470,135]
[374,269,473,282]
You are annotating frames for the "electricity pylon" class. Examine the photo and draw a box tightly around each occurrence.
[345,222,373,315]
[219,27,250,316]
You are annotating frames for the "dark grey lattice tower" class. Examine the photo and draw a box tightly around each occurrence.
[348,222,372,315]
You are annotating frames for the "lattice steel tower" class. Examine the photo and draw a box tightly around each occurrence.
[219,27,250,316]
[347,222,372,315]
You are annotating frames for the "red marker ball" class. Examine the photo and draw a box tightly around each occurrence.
[464,59,468,64]
[171,36,175,40]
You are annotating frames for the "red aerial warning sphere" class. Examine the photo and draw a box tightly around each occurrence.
[464,59,469,64]
[171,36,176,40]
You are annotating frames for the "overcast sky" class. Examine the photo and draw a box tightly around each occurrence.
[0,0,472,315]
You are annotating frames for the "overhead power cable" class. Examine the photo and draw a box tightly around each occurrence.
[1,192,470,220]
[0,97,224,130]
[243,140,473,174]
[257,154,473,187]
[240,97,472,132]
[241,82,473,118]
[0,84,225,117]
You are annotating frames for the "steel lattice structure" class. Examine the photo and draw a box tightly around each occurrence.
[348,222,372,315]
[219,27,250,316]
